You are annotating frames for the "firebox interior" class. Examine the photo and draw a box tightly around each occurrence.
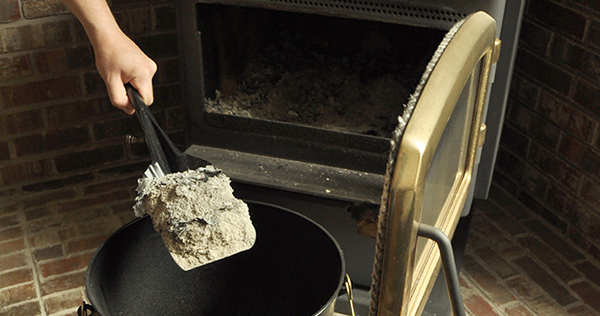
[189,4,446,174]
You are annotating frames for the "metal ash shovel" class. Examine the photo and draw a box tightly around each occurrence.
[127,84,256,271]
[126,84,210,176]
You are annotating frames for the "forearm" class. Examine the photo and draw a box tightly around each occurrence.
[60,0,122,49]
[61,0,157,113]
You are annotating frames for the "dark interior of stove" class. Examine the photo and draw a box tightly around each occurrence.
[189,4,446,174]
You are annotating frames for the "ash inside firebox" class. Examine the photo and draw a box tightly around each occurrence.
[205,29,431,138]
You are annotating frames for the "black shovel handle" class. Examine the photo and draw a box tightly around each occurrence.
[126,84,183,174]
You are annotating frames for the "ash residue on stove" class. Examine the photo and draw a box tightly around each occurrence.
[205,25,434,138]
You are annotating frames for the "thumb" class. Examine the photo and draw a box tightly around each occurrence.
[129,77,154,106]
[106,79,135,115]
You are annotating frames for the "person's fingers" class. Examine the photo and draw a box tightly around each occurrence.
[129,78,154,106]
[129,61,157,106]
[106,78,135,114]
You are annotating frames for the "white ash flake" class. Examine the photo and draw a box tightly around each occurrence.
[133,166,256,271]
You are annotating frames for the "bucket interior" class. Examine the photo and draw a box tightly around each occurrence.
[85,201,345,316]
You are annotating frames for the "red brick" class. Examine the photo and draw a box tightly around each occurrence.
[517,50,572,96]
[62,208,111,225]
[466,231,489,250]
[488,185,531,221]
[83,176,137,196]
[510,75,540,107]
[472,246,519,280]
[0,238,25,256]
[574,79,600,118]
[39,253,92,278]
[54,145,126,173]
[0,283,36,306]
[507,102,534,133]
[66,235,106,254]
[504,304,534,316]
[93,117,139,141]
[0,300,41,316]
[110,200,136,217]
[21,0,68,18]
[505,275,566,314]
[590,20,600,50]
[111,0,151,8]
[462,254,517,305]
[57,225,80,242]
[154,5,175,29]
[538,92,598,144]
[11,134,44,157]
[0,0,20,23]
[557,134,599,175]
[58,190,131,213]
[45,98,109,128]
[24,206,53,221]
[0,213,20,228]
[463,294,500,316]
[83,71,106,95]
[476,199,528,237]
[519,164,549,197]
[77,217,123,236]
[33,244,64,261]
[569,205,600,241]
[0,159,54,186]
[532,144,585,192]
[22,188,78,210]
[0,76,80,107]
[23,173,94,193]
[33,45,94,75]
[49,127,91,150]
[567,304,599,315]
[0,109,44,135]
[523,219,585,262]
[0,252,27,271]
[113,8,152,35]
[530,114,562,150]
[0,226,24,241]
[13,127,91,157]
[44,288,83,314]
[0,268,34,288]
[571,281,600,311]
[581,179,600,210]
[513,256,578,306]
[40,271,85,295]
[517,236,580,282]
[0,141,9,161]
[0,54,32,81]
[470,217,523,257]
[459,274,470,289]
[0,20,72,53]
[155,58,179,84]
[575,261,600,288]
[29,230,61,248]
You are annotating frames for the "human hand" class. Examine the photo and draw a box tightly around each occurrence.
[94,31,157,114]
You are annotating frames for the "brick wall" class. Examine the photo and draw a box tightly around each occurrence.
[495,0,600,261]
[2,0,600,314]
[0,0,181,314]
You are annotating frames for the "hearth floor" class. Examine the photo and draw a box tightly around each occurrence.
[460,185,600,316]
[1,183,600,315]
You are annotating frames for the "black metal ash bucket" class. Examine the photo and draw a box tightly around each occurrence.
[82,201,345,316]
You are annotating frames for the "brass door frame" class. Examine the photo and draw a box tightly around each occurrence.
[376,12,500,316]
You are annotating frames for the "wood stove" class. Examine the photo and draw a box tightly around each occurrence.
[175,1,523,315]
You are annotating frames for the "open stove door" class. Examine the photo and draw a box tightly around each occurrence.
[370,12,500,316]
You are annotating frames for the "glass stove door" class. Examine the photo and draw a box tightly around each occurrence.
[373,11,501,316]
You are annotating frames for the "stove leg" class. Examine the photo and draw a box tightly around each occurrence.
[417,223,466,316]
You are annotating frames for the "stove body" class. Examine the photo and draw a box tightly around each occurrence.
[176,1,523,315]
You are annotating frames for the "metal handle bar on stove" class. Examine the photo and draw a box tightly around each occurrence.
[126,84,209,174]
